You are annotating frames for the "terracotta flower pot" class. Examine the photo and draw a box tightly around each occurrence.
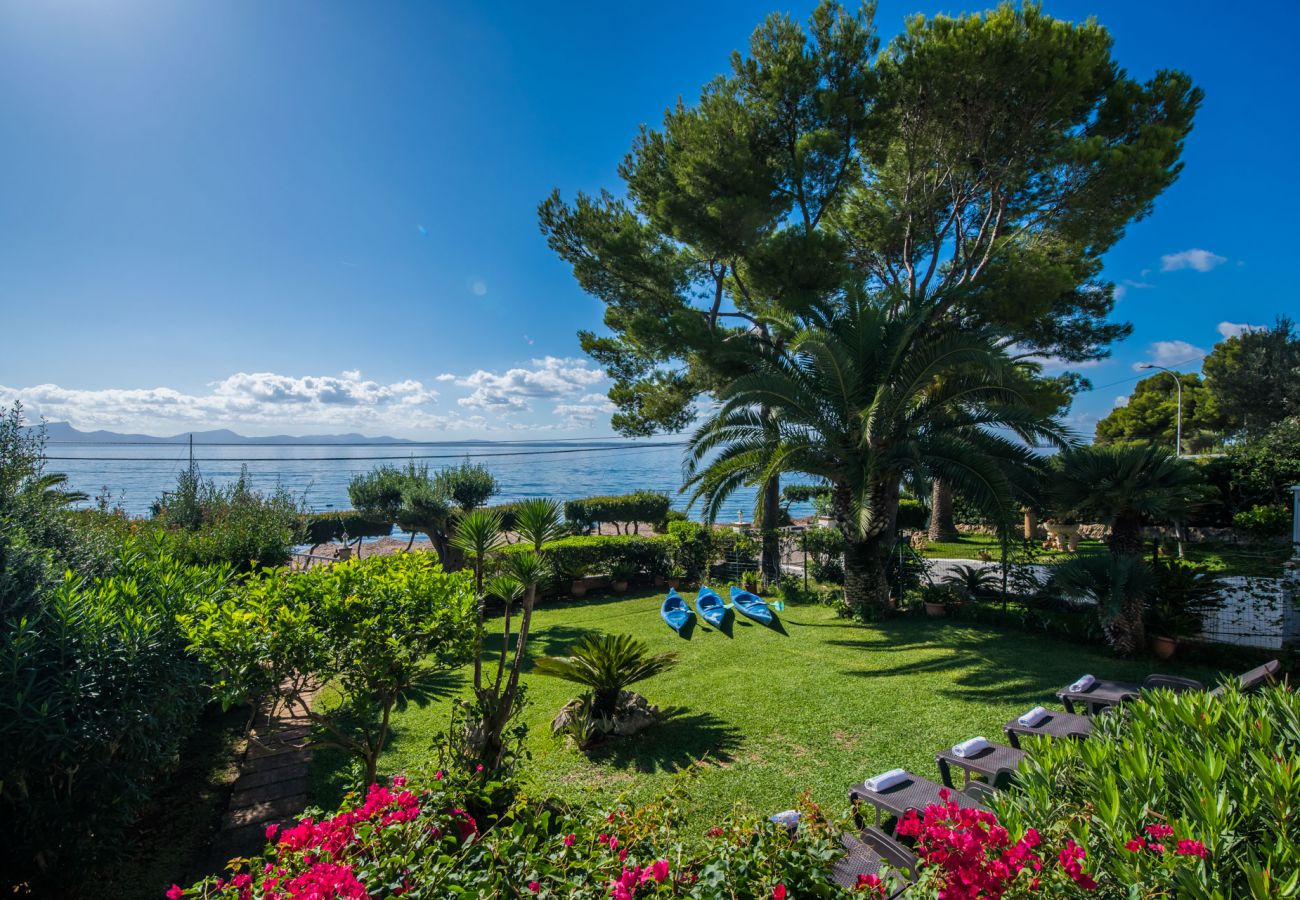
[1151,635,1177,660]
[924,601,946,618]
[667,578,680,590]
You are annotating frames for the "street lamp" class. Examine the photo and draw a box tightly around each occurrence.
[1138,363,1182,457]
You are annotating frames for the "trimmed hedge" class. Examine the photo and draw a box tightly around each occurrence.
[897,497,927,531]
[564,491,670,534]
[300,510,393,547]
[499,534,673,582]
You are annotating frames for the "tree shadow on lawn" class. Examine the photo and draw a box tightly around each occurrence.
[584,706,742,774]
[827,618,1214,708]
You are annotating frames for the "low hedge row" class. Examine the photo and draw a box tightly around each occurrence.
[498,533,674,582]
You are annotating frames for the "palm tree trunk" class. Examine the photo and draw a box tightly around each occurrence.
[760,474,781,584]
[1108,514,1144,557]
[834,480,895,618]
[927,479,960,542]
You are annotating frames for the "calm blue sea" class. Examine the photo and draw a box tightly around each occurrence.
[45,439,799,525]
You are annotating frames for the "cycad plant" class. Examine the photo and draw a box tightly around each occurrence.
[533,633,678,719]
[1051,553,1156,657]
[1049,444,1206,556]
[685,295,1066,617]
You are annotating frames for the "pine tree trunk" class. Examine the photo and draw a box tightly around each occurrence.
[928,479,960,542]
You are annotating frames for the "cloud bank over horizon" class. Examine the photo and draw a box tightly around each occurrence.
[0,359,613,438]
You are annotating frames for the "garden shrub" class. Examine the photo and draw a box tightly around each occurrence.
[1232,503,1291,537]
[0,537,231,893]
[665,520,713,580]
[991,684,1300,898]
[170,767,851,899]
[499,534,673,583]
[897,497,927,531]
[300,510,393,547]
[153,464,303,570]
[181,552,475,784]
[565,491,670,534]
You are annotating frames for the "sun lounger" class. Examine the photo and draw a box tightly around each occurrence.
[1057,673,1204,714]
[935,740,1026,789]
[1003,708,1093,747]
[1210,659,1282,696]
[849,770,987,831]
[829,826,917,896]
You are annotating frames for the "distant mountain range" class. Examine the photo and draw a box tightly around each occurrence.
[37,421,421,445]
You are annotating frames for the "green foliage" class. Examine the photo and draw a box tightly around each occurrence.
[941,563,1001,602]
[1,538,230,892]
[181,553,475,783]
[1220,418,1300,512]
[1051,553,1155,656]
[564,491,670,534]
[1095,371,1222,451]
[1147,559,1222,639]
[994,685,1300,898]
[1232,503,1291,537]
[1050,443,1208,555]
[299,509,392,547]
[897,497,927,531]
[665,519,713,580]
[433,460,500,511]
[154,464,303,570]
[782,484,831,505]
[533,632,678,719]
[1202,316,1300,436]
[501,533,674,584]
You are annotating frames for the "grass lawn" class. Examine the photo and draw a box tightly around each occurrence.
[309,588,1221,838]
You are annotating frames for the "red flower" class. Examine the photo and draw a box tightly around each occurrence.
[434,770,445,780]
[618,848,628,862]
[706,826,725,838]
[773,884,787,900]
[1176,839,1209,858]
[166,886,184,900]
[1059,840,1098,891]
[1145,823,1175,840]
[1124,837,1147,852]
[391,775,407,787]
[563,833,576,847]
[651,859,670,883]
[528,881,541,893]
[855,873,885,895]
[265,823,279,841]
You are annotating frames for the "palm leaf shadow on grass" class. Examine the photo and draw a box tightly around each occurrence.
[582,706,742,774]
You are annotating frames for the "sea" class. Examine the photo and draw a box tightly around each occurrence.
[44,439,802,526]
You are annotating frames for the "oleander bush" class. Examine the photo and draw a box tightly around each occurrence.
[565,491,671,534]
[169,767,853,899]
[992,684,1300,897]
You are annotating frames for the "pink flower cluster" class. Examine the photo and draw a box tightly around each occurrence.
[897,791,1055,899]
[277,783,422,857]
[607,859,670,899]
[854,872,886,895]
[1123,822,1208,859]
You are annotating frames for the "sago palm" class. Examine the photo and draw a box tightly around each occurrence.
[1049,444,1206,556]
[1052,553,1156,657]
[533,633,678,719]
[685,294,1067,615]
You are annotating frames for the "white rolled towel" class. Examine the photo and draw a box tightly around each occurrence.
[1018,706,1049,727]
[864,768,909,792]
[769,810,800,829]
[952,737,991,758]
[1069,674,1096,693]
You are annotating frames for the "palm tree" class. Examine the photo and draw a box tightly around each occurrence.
[1049,444,1206,557]
[533,633,678,719]
[685,295,1066,617]
[450,507,505,698]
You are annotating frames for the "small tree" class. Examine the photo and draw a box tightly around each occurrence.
[533,633,677,719]
[182,553,474,784]
[350,461,499,565]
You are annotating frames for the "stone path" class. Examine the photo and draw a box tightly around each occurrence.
[202,695,315,868]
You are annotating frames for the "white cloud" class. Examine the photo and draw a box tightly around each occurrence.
[1160,248,1227,273]
[1217,321,1262,339]
[1134,340,1206,370]
[1113,395,1129,408]
[0,370,463,435]
[453,357,606,414]
[1114,285,1126,301]
[469,278,488,297]
[435,373,457,382]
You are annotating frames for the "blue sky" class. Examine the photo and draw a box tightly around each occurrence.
[0,1,1293,439]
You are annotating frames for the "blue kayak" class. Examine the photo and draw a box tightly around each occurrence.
[661,590,694,633]
[729,585,773,624]
[694,586,727,628]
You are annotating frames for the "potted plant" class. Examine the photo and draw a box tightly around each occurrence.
[1146,559,1221,659]
[610,561,635,593]
[569,563,591,598]
[741,569,761,593]
[666,563,685,590]
[920,584,953,618]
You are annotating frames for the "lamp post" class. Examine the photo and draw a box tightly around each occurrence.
[1138,363,1182,457]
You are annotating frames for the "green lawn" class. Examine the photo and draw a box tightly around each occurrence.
[309,589,1219,836]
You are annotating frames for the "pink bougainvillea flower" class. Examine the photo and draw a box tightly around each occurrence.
[434,770,445,780]
[609,836,619,851]
[391,775,407,788]
[597,833,610,845]
[773,884,787,900]
[651,859,670,883]
[528,880,541,893]
[475,764,485,773]
[166,886,184,900]
[1059,840,1098,890]
[1176,839,1209,858]
[618,848,628,862]
[265,823,279,841]
[706,826,725,838]
[563,833,576,847]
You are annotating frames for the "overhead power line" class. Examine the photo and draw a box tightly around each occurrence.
[44,441,687,463]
